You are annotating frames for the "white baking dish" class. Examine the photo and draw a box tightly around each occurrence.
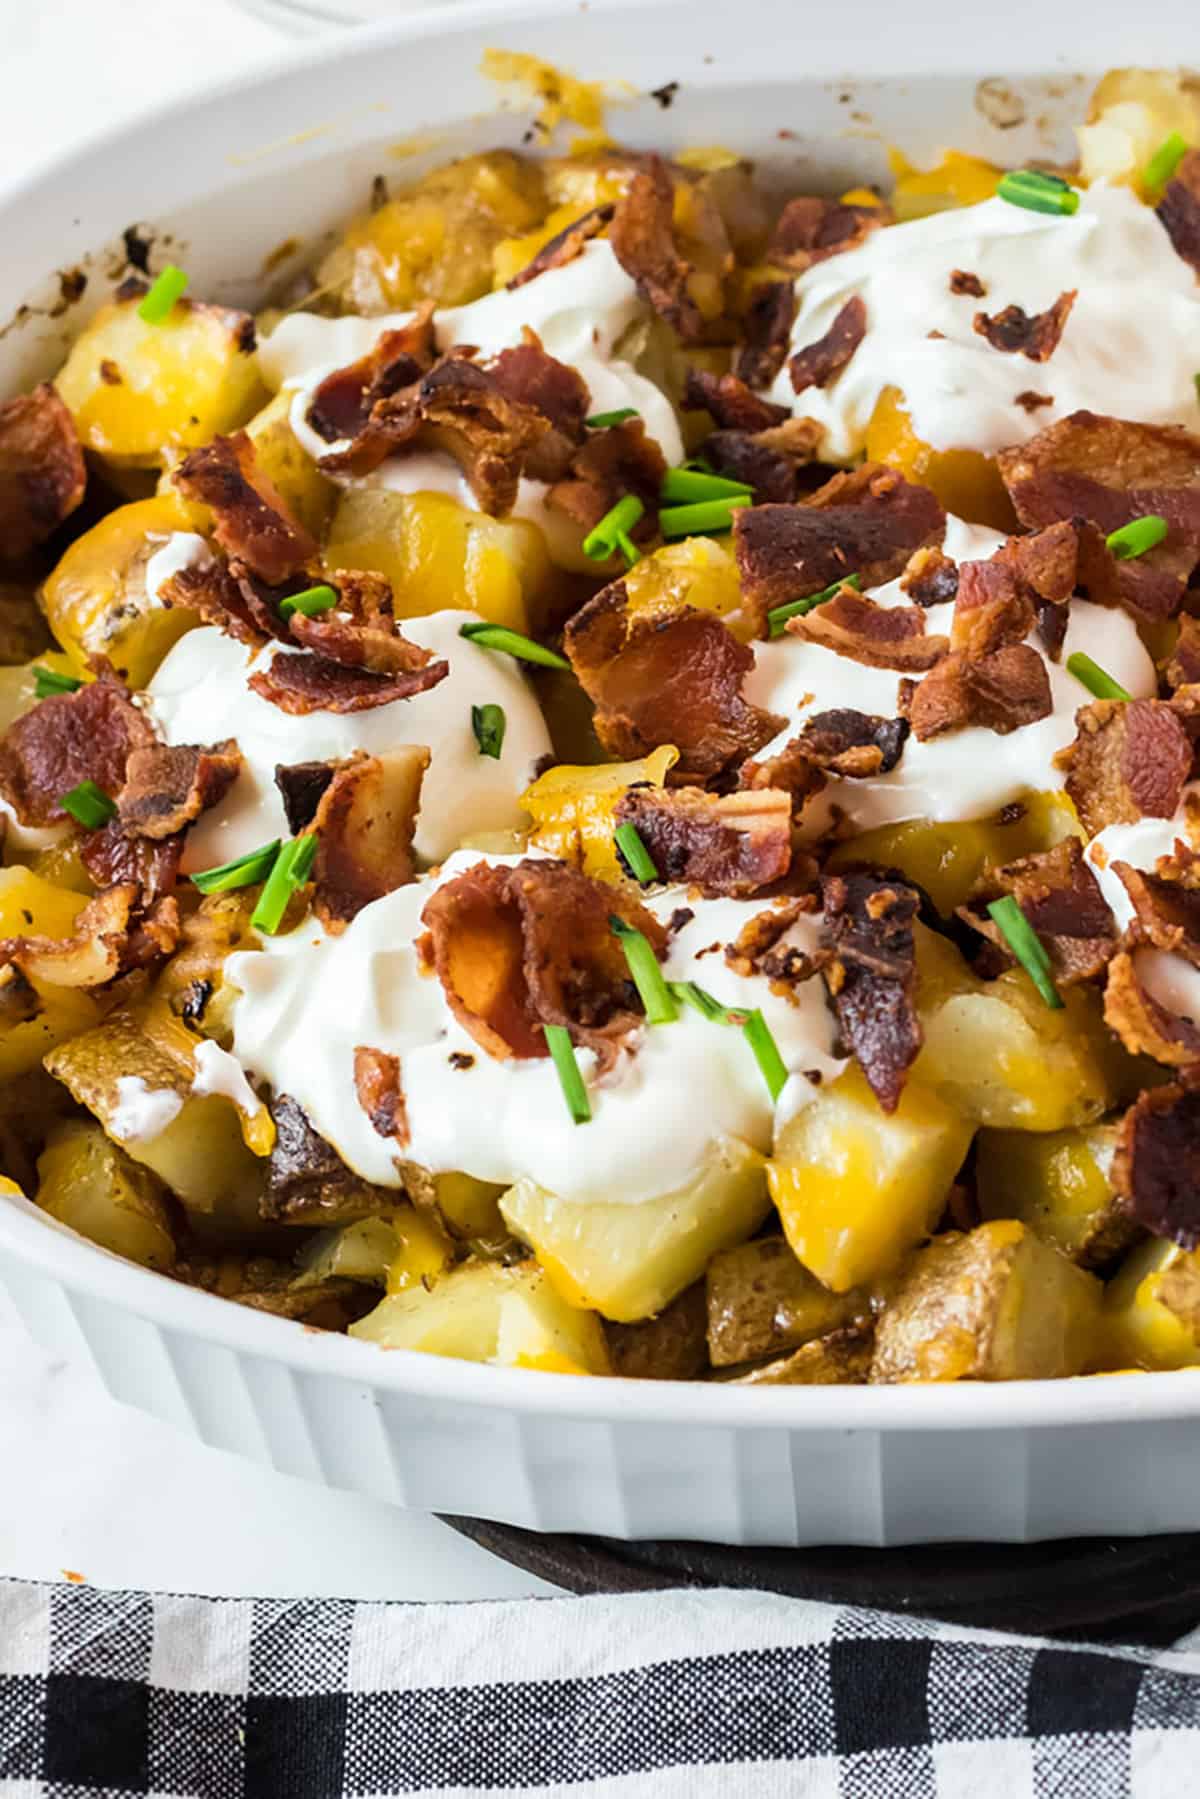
[3,0,1199,1546]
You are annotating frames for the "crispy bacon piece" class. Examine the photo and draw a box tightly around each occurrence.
[507,203,615,289]
[158,557,278,649]
[733,280,798,389]
[950,269,986,297]
[723,897,826,997]
[821,867,922,1112]
[274,760,337,834]
[610,158,705,341]
[1113,1077,1200,1247]
[683,369,789,434]
[767,196,889,272]
[287,569,441,679]
[0,384,86,560]
[249,649,447,716]
[901,544,959,608]
[997,518,1122,659]
[1162,615,1200,692]
[117,740,241,841]
[1157,147,1200,275]
[0,679,154,827]
[739,736,827,817]
[545,416,667,535]
[174,433,318,587]
[399,355,555,515]
[960,839,1117,986]
[949,556,1035,658]
[790,587,949,672]
[789,296,868,394]
[308,747,427,933]
[972,290,1076,361]
[907,644,1052,740]
[420,858,667,1067]
[613,785,791,897]
[80,824,183,906]
[1058,699,1195,836]
[1105,953,1200,1069]
[353,1046,409,1146]
[0,884,138,989]
[699,416,825,505]
[564,582,783,782]
[1114,846,1200,968]
[307,307,437,444]
[794,708,909,777]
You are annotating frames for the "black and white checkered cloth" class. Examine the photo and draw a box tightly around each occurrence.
[1,1576,1198,1797]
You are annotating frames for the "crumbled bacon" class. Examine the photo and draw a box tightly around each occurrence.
[789,587,949,672]
[767,196,889,272]
[1157,147,1200,275]
[949,269,986,297]
[353,1046,409,1145]
[546,416,666,535]
[1014,390,1054,414]
[248,648,447,716]
[960,839,1117,986]
[1113,1076,1200,1246]
[613,785,791,896]
[307,306,437,445]
[174,433,318,587]
[1163,616,1200,692]
[0,384,86,560]
[821,867,922,1112]
[949,556,1035,658]
[683,369,790,434]
[1105,952,1200,1068]
[900,544,959,607]
[0,679,154,827]
[699,416,825,505]
[563,582,783,781]
[733,280,798,389]
[1058,699,1195,835]
[80,822,182,904]
[739,736,827,815]
[0,884,140,989]
[392,354,556,515]
[117,740,241,841]
[159,557,281,649]
[788,296,867,394]
[308,747,427,932]
[288,569,441,679]
[793,708,909,777]
[610,158,706,341]
[723,897,826,998]
[907,644,1051,740]
[274,761,337,833]
[507,204,615,289]
[972,290,1076,361]
[1114,844,1200,967]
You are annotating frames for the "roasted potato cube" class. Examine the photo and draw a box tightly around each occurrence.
[55,290,265,468]
[1078,69,1200,190]
[768,1063,973,1292]
[603,1283,709,1381]
[706,1235,872,1367]
[728,1323,875,1386]
[871,1220,1102,1383]
[975,1123,1140,1268]
[523,746,678,883]
[500,1137,771,1323]
[36,1117,176,1271]
[0,868,99,1080]
[398,1163,508,1244]
[151,890,260,1042]
[622,536,743,628]
[866,384,1014,530]
[294,1204,453,1292]
[1101,1239,1200,1371]
[888,150,1002,220]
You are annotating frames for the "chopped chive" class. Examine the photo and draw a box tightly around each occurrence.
[987,895,1062,1010]
[659,497,750,539]
[190,839,281,895]
[742,1008,789,1103]
[1066,650,1132,703]
[660,467,753,504]
[582,494,646,566]
[543,1023,591,1124]
[1105,514,1168,561]
[669,981,747,1026]
[471,702,506,759]
[458,621,569,670]
[585,407,639,428]
[613,821,659,884]
[137,264,189,325]
[610,915,677,1024]
[1144,131,1189,194]
[60,779,116,830]
[33,666,81,699]
[251,834,317,935]
[996,169,1080,216]
[615,531,642,566]
[279,583,338,621]
[767,571,863,639]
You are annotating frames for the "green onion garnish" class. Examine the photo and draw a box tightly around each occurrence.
[1105,515,1168,561]
[1144,131,1189,195]
[471,702,506,759]
[279,584,338,621]
[1066,651,1132,703]
[996,169,1080,216]
[610,915,677,1025]
[543,1023,591,1124]
[190,839,281,896]
[137,264,189,325]
[613,821,659,884]
[987,895,1062,1010]
[766,571,863,639]
[660,468,753,504]
[582,494,646,568]
[33,666,81,699]
[741,1007,789,1103]
[458,621,569,670]
[659,497,750,540]
[60,780,116,830]
[584,407,639,428]
[670,980,747,1026]
[251,834,317,935]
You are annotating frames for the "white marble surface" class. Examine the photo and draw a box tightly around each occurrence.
[0,0,553,1604]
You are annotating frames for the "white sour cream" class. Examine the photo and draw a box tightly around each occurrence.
[767,183,1200,460]
[191,1038,262,1114]
[109,1077,183,1144]
[143,609,552,869]
[227,851,844,1205]
[142,532,214,607]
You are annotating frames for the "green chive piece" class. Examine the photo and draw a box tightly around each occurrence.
[1144,131,1189,194]
[60,780,116,830]
[742,1007,789,1103]
[659,497,751,540]
[543,1023,591,1124]
[137,264,190,325]
[996,169,1080,217]
[458,621,569,670]
[767,571,863,639]
[610,915,678,1025]
[987,895,1062,1010]
[582,494,646,566]
[190,839,282,896]
[471,702,507,759]
[33,666,82,699]
[669,981,747,1027]
[1105,515,1169,561]
[660,467,753,504]
[279,583,338,621]
[615,531,642,566]
[251,834,317,935]
[613,821,659,884]
[1066,651,1132,703]
[584,407,639,428]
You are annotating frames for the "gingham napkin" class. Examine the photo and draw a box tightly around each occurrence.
[1,1578,1198,1797]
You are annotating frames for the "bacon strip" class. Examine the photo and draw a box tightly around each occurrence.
[793,708,909,777]
[307,307,437,445]
[972,290,1076,361]
[174,433,318,587]
[249,649,447,716]
[1157,147,1200,275]
[507,204,615,289]
[610,158,704,341]
[545,416,666,535]
[907,644,1052,740]
[1058,699,1195,836]
[1105,952,1200,1069]
[960,839,1116,986]
[309,748,428,932]
[699,417,825,506]
[683,369,790,434]
[767,196,889,272]
[613,785,792,897]
[117,741,241,841]
[1115,846,1200,968]
[353,1046,410,1146]
[0,679,154,827]
[821,868,922,1113]
[1113,1077,1200,1248]
[790,587,949,672]
[789,296,867,394]
[733,280,798,389]
[0,384,86,560]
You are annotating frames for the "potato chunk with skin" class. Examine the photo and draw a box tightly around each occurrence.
[1101,1239,1200,1371]
[768,1063,973,1293]
[1078,69,1200,191]
[871,1221,1102,1383]
[976,1124,1140,1269]
[706,1235,872,1367]
[523,745,678,883]
[727,1323,874,1386]
[294,1205,454,1292]
[604,1283,709,1381]
[500,1137,771,1324]
[37,1117,176,1271]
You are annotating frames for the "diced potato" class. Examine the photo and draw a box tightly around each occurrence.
[500,1137,771,1323]
[604,1283,710,1381]
[55,291,265,468]
[386,1205,455,1293]
[769,1063,971,1292]
[888,149,1002,220]
[727,1323,875,1386]
[398,1163,508,1243]
[1078,69,1200,191]
[151,890,260,1043]
[1101,1239,1200,1371]
[350,1259,612,1374]
[25,838,94,896]
[293,1204,453,1292]
[975,1123,1140,1268]
[622,537,744,628]
[36,1117,175,1271]
[39,495,202,687]
[866,386,1015,530]
[871,1220,1102,1382]
[523,745,678,882]
[241,392,335,540]
[0,868,99,1080]
[706,1235,872,1367]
